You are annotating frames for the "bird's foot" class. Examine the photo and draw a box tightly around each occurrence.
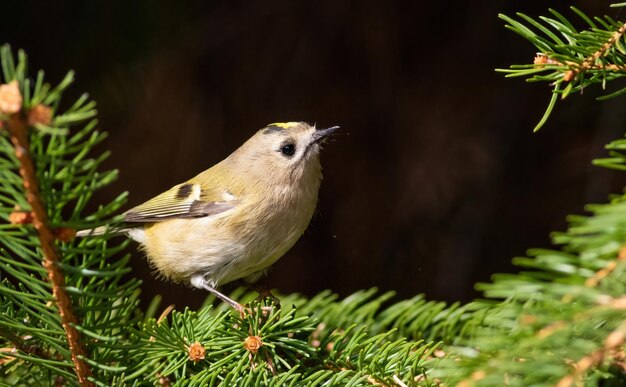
[253,288,281,310]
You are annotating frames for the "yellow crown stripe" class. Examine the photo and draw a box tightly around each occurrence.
[268,122,299,129]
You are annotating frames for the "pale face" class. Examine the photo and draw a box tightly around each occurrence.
[262,122,319,166]
[232,122,337,183]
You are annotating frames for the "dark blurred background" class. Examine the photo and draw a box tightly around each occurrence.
[2,1,626,308]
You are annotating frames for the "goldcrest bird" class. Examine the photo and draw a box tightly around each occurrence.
[77,121,337,312]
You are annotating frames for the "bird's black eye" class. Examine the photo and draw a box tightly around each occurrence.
[280,143,296,156]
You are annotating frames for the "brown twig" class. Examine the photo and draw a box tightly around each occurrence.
[556,322,626,387]
[534,53,626,75]
[560,21,626,82]
[537,247,626,338]
[460,295,626,385]
[0,329,53,365]
[157,304,176,325]
[585,245,626,287]
[6,112,93,386]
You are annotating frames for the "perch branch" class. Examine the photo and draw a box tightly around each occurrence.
[6,112,93,386]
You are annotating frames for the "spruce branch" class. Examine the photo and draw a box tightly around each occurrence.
[533,54,626,78]
[0,328,53,364]
[498,6,626,130]
[556,321,626,387]
[585,245,626,287]
[0,44,137,385]
[4,94,92,384]
[562,19,626,82]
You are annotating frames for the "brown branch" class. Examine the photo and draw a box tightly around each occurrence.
[459,319,625,387]
[534,53,626,81]
[524,246,626,340]
[585,245,626,287]
[536,296,626,340]
[461,298,626,386]
[455,240,626,385]
[5,112,93,386]
[0,329,53,364]
[556,322,626,387]
[562,21,626,82]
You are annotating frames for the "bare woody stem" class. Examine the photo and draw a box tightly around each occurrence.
[6,113,93,386]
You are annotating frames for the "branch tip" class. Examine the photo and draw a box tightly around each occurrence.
[28,104,52,126]
[244,335,263,354]
[187,342,206,362]
[9,210,33,225]
[0,80,22,114]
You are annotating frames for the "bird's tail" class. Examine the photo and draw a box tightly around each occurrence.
[75,226,125,237]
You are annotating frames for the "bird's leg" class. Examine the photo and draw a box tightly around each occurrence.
[192,275,246,316]
[204,283,246,314]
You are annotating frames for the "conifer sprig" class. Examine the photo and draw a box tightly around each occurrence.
[0,45,138,386]
[498,6,626,130]
[1,47,92,385]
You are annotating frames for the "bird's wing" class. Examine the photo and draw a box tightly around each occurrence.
[124,182,236,223]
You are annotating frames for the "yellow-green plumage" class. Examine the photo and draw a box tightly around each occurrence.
[79,122,337,310]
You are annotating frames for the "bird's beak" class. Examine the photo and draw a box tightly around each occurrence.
[312,126,339,143]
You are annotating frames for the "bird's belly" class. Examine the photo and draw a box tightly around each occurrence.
[139,202,314,287]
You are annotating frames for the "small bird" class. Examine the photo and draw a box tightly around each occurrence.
[78,122,337,312]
